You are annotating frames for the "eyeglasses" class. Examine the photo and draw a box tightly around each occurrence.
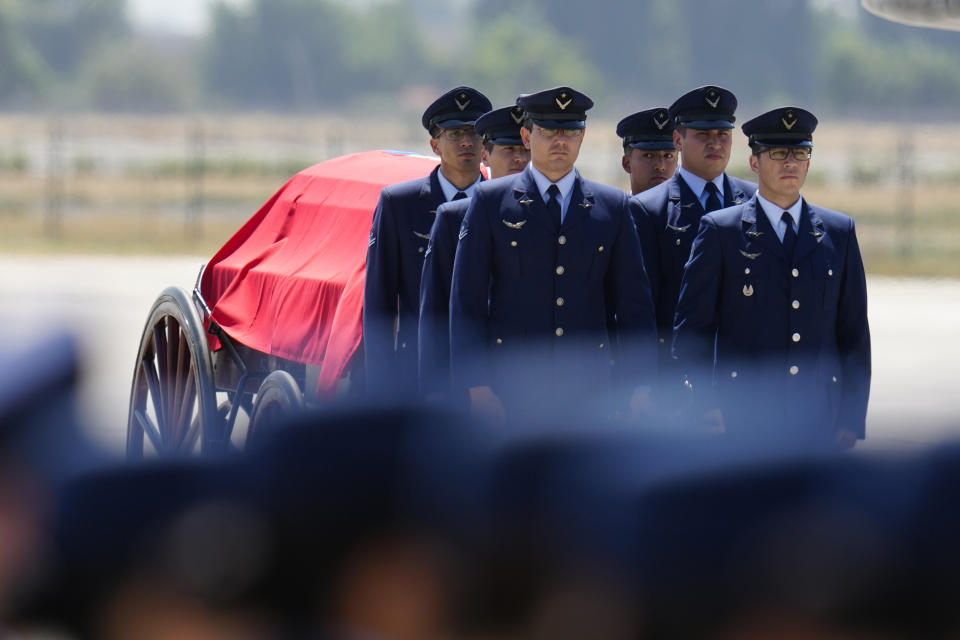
[437,127,480,141]
[534,125,583,139]
[766,147,812,161]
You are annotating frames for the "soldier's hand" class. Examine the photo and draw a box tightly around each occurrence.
[836,428,858,449]
[469,386,506,423]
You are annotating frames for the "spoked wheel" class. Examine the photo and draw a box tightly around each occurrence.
[246,370,304,448]
[127,286,220,458]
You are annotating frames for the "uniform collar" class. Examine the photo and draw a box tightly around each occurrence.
[756,191,803,236]
[678,165,724,203]
[528,163,577,202]
[437,168,483,202]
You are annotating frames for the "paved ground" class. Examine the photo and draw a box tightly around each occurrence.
[1,254,958,454]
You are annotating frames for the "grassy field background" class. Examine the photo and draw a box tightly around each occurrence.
[0,113,957,277]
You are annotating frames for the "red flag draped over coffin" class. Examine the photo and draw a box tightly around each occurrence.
[199,150,439,397]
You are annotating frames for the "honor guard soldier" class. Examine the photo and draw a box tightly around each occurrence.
[418,105,530,403]
[364,86,492,400]
[450,87,657,423]
[672,107,871,451]
[630,86,757,404]
[616,108,678,195]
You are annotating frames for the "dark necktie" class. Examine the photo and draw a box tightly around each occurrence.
[452,191,467,201]
[781,211,796,260]
[704,181,722,213]
[547,184,562,231]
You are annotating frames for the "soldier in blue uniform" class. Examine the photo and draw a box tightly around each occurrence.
[450,87,657,423]
[630,87,758,406]
[418,105,530,404]
[364,86,492,400]
[672,107,871,451]
[616,107,678,195]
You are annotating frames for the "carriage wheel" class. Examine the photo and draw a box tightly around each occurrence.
[127,287,220,458]
[246,370,304,448]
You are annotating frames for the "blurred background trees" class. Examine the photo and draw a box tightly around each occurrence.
[0,0,957,117]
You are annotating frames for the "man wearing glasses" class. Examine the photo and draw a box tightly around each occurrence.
[418,105,530,405]
[364,86,492,400]
[672,107,871,452]
[630,87,757,409]
[450,87,657,423]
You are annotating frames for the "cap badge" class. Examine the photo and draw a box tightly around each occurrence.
[653,110,670,130]
[705,89,720,109]
[510,108,525,125]
[781,111,798,130]
[556,92,572,111]
[455,92,471,111]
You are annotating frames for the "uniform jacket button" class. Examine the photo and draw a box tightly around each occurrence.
[792,300,800,309]
[789,365,799,375]
[556,297,565,307]
[792,268,799,278]
[731,371,738,378]
[555,327,564,337]
[558,235,567,245]
[792,333,801,342]
[556,266,565,275]
[496,338,503,345]
[510,240,518,247]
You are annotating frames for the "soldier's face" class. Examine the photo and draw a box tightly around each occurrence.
[483,144,530,179]
[430,126,483,175]
[675,127,732,180]
[749,147,810,204]
[521,125,584,178]
[622,148,678,194]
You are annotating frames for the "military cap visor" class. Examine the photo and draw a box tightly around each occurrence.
[421,86,492,132]
[517,87,593,130]
[675,115,736,130]
[742,106,818,148]
[475,106,526,146]
[625,138,678,151]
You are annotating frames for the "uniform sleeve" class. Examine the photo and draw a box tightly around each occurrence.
[629,195,661,308]
[836,219,871,437]
[672,215,723,407]
[362,190,401,397]
[608,194,658,388]
[450,194,493,389]
[418,207,457,396]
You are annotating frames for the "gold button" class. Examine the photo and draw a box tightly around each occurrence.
[658,337,665,344]
[744,267,751,275]
[598,246,604,252]
[556,297,565,307]
[792,268,799,278]
[676,238,682,246]
[598,343,604,350]
[556,266,565,275]
[792,333,801,342]
[832,376,838,383]
[555,328,564,337]
[558,235,567,245]
[496,338,503,345]
[792,300,800,309]
[731,371,738,378]
[418,247,425,254]
[828,269,834,276]
[789,365,799,375]
[510,240,518,247]
[400,343,407,349]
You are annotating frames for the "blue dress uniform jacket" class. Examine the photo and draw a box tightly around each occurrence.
[630,172,757,385]
[672,195,871,447]
[418,197,470,400]
[450,167,657,415]
[363,166,447,400]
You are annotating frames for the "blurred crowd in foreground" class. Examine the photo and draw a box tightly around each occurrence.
[3,333,960,640]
